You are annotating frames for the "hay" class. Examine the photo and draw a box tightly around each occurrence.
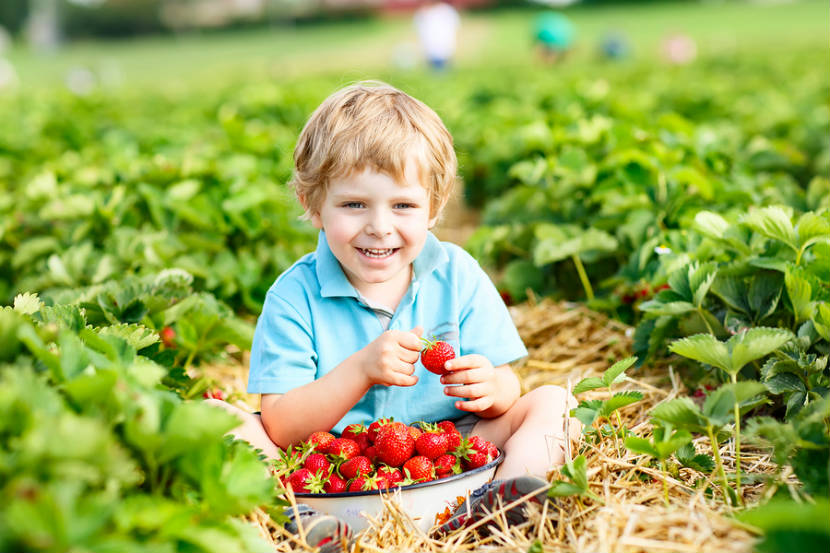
[199,299,779,553]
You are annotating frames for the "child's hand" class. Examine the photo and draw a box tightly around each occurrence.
[439,354,499,413]
[361,326,423,388]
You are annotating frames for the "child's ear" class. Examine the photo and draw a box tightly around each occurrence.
[298,194,323,230]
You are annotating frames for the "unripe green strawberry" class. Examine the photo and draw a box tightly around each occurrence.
[420,338,455,375]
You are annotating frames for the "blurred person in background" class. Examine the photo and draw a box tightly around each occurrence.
[533,10,575,64]
[599,30,631,61]
[414,0,460,71]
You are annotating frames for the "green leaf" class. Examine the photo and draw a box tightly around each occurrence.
[573,377,605,394]
[748,273,784,321]
[638,299,696,315]
[703,381,768,426]
[690,264,718,309]
[693,211,730,239]
[560,454,589,490]
[729,327,793,374]
[602,357,637,387]
[765,372,806,394]
[669,334,731,373]
[786,267,814,324]
[676,442,715,473]
[650,398,708,433]
[812,302,830,341]
[572,401,601,426]
[741,206,797,250]
[547,481,585,498]
[624,436,658,458]
[600,391,643,417]
[794,212,830,251]
[653,429,693,459]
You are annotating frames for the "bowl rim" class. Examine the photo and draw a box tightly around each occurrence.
[294,449,504,499]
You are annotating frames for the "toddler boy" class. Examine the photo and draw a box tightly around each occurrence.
[209,81,578,545]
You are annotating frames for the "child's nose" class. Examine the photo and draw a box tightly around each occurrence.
[366,209,393,236]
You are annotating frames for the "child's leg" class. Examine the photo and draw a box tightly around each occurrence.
[203,399,282,459]
[470,385,580,480]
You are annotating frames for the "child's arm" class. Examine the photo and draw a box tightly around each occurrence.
[439,355,521,419]
[259,327,424,448]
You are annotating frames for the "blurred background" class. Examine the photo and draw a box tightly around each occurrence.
[0,0,826,91]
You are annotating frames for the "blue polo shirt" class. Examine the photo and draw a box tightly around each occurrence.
[247,230,527,434]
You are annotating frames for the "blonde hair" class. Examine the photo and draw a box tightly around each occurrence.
[291,81,457,219]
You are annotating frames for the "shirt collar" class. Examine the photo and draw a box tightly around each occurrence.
[315,230,449,299]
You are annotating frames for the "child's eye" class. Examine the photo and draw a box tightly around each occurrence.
[394,203,415,209]
[342,202,364,208]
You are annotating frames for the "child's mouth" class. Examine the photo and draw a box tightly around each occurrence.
[358,247,399,259]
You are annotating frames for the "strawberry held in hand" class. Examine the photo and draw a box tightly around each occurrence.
[420,337,455,375]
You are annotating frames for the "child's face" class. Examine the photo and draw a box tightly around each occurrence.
[309,165,438,297]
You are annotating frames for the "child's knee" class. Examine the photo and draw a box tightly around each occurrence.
[526,384,571,411]
[526,385,580,431]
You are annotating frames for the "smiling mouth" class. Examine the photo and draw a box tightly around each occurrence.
[358,247,399,258]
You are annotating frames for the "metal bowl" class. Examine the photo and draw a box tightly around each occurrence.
[294,451,503,533]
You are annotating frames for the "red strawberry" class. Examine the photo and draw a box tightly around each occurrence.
[159,326,176,348]
[403,456,435,483]
[376,466,403,489]
[434,453,460,478]
[363,445,378,463]
[444,430,462,453]
[415,426,449,460]
[202,389,224,401]
[348,475,379,492]
[367,418,394,443]
[339,456,374,480]
[355,432,372,453]
[324,473,347,494]
[342,423,367,439]
[420,338,455,375]
[436,420,457,434]
[375,425,415,467]
[287,468,314,493]
[326,438,360,462]
[307,431,336,452]
[408,425,423,441]
[303,453,331,476]
[463,436,496,470]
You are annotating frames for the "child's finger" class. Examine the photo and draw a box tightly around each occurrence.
[444,354,488,372]
[399,329,424,351]
[410,325,423,338]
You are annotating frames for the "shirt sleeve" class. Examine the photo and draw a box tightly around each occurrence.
[247,290,318,394]
[457,253,528,367]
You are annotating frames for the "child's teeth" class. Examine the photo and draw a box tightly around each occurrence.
[363,248,393,258]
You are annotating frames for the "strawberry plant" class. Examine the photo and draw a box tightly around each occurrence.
[624,422,693,505]
[0,289,286,552]
[571,357,642,449]
[649,381,769,505]
[547,455,601,504]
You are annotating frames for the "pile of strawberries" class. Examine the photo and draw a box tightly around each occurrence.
[272,418,499,494]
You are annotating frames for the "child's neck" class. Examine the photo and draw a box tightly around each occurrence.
[353,265,413,313]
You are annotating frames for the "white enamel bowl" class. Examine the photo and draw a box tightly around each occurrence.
[293,451,503,533]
